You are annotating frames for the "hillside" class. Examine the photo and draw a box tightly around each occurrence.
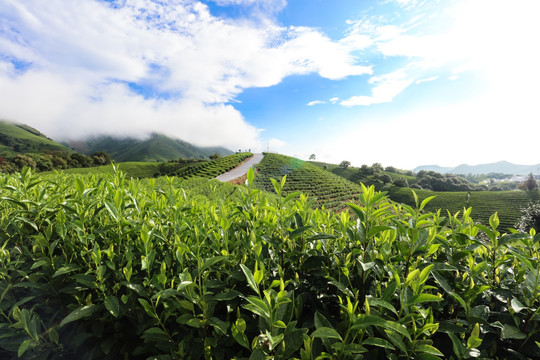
[67,133,233,162]
[55,152,254,179]
[0,120,72,156]
[310,160,417,188]
[53,162,161,178]
[254,153,363,210]
[387,187,540,230]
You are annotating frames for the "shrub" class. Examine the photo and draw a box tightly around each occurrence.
[515,201,540,232]
[393,176,409,187]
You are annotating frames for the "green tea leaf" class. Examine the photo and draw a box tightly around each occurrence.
[141,327,169,343]
[366,297,398,315]
[420,196,436,211]
[352,316,411,341]
[200,256,227,273]
[244,296,271,320]
[362,337,395,350]
[240,264,260,295]
[59,304,98,327]
[232,321,250,349]
[448,333,465,359]
[500,323,526,339]
[418,264,434,285]
[489,212,499,230]
[311,327,342,340]
[104,201,119,221]
[18,339,33,358]
[138,298,156,319]
[406,293,443,307]
[247,166,255,186]
[104,295,120,317]
[510,298,527,313]
[415,344,443,356]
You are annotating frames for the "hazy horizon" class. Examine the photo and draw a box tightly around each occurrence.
[1,0,539,170]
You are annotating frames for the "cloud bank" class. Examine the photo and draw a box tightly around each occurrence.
[0,0,369,149]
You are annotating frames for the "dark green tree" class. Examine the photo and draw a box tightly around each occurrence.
[91,151,112,166]
[518,173,538,191]
[393,177,409,187]
[371,163,383,174]
[69,153,93,168]
[339,160,351,169]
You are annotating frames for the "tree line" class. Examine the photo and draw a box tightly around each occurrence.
[0,151,112,173]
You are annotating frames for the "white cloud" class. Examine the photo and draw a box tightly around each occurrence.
[307,100,325,106]
[329,97,339,104]
[209,0,287,15]
[292,89,540,170]
[261,0,540,168]
[0,0,371,149]
[415,76,438,84]
[338,0,540,111]
[268,138,286,149]
[340,70,413,106]
[0,67,262,150]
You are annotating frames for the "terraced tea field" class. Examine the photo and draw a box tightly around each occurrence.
[54,162,161,178]
[160,152,253,179]
[254,153,363,210]
[388,187,540,230]
[49,152,537,229]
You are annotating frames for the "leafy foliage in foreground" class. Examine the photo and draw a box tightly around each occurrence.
[1,168,540,359]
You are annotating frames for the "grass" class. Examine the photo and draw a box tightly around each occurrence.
[52,162,161,178]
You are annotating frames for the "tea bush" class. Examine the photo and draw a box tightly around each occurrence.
[1,168,540,359]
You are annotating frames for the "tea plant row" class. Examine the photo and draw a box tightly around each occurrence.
[254,153,363,211]
[1,168,540,359]
[159,152,253,179]
[389,187,540,230]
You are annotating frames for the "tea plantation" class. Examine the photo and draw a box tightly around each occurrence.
[387,188,540,231]
[253,153,363,211]
[1,167,540,359]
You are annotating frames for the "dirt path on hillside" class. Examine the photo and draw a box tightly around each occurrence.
[216,153,264,182]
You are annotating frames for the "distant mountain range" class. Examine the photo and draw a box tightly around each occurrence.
[414,161,540,175]
[66,134,233,162]
[0,120,233,162]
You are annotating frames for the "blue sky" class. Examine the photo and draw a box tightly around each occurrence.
[1,0,539,169]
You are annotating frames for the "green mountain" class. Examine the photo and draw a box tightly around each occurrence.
[0,120,72,156]
[414,161,540,175]
[67,134,234,162]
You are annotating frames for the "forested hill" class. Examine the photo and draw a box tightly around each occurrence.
[0,120,72,156]
[66,133,234,162]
